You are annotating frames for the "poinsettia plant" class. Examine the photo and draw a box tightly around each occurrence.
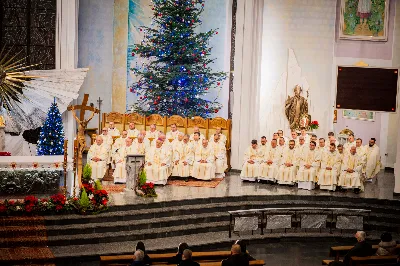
[135,166,157,197]
[309,120,319,130]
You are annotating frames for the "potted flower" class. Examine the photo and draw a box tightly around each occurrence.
[309,120,319,131]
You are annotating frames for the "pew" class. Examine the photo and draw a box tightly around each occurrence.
[329,244,400,261]
[104,260,265,266]
[350,255,398,266]
[100,251,231,266]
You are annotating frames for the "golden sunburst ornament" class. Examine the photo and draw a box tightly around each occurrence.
[0,47,42,115]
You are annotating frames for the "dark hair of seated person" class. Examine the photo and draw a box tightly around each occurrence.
[234,240,256,261]
[136,241,152,265]
[168,243,189,264]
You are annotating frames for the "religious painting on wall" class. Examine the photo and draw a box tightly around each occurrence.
[339,0,389,41]
[343,110,375,121]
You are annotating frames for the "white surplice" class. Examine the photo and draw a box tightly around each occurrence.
[317,150,341,191]
[172,142,193,177]
[338,153,364,189]
[259,146,281,182]
[108,128,120,137]
[365,145,381,179]
[296,148,320,190]
[209,141,227,177]
[192,145,215,180]
[144,146,171,185]
[166,130,181,140]
[240,146,262,181]
[277,148,297,185]
[87,144,109,180]
[127,128,140,138]
[189,133,205,141]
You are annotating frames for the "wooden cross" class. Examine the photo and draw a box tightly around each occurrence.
[67,94,100,186]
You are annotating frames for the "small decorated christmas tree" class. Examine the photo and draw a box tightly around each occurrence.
[37,101,65,155]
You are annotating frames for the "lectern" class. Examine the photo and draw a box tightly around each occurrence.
[125,154,145,191]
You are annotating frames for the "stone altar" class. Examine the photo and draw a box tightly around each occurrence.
[125,154,145,191]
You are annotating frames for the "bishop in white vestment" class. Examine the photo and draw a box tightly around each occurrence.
[145,139,171,185]
[192,139,215,180]
[88,136,109,180]
[209,134,227,178]
[338,146,364,191]
[113,138,136,183]
[365,138,381,180]
[317,143,341,191]
[296,141,320,190]
[172,135,193,178]
[277,140,297,185]
[240,140,262,182]
[259,139,281,182]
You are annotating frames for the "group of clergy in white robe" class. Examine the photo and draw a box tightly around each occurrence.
[87,122,228,185]
[240,129,382,192]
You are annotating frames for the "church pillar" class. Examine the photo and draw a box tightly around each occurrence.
[56,0,79,194]
[230,0,264,169]
[394,111,400,193]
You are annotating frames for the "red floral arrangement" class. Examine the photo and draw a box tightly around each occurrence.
[24,195,38,213]
[94,189,109,207]
[140,182,156,197]
[82,183,95,195]
[0,152,11,156]
[309,120,319,130]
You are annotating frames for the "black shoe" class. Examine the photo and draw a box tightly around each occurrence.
[354,188,360,194]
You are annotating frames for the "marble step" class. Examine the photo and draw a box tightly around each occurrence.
[46,212,230,236]
[47,221,229,246]
[44,199,400,227]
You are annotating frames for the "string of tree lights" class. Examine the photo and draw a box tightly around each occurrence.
[130,0,226,118]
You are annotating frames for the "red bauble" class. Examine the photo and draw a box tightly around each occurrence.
[217,82,221,86]
[205,105,208,108]
[205,87,208,90]
[184,98,188,102]
[140,28,142,32]
[202,3,204,6]
[188,70,191,74]
[214,109,218,113]
[140,96,143,99]
[150,76,153,79]
[216,31,218,34]
[131,52,135,56]
[129,88,133,92]
[192,19,195,22]
[157,96,161,100]
[203,64,206,67]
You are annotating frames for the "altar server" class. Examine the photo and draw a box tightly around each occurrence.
[240,140,261,182]
[338,146,364,192]
[317,143,341,191]
[365,138,381,181]
[296,140,320,190]
[192,139,215,180]
[108,121,120,137]
[209,134,228,178]
[145,138,171,185]
[189,126,205,141]
[277,140,297,185]
[88,136,108,180]
[259,139,281,182]
[166,123,181,140]
[127,122,139,138]
[113,138,136,183]
[172,134,193,178]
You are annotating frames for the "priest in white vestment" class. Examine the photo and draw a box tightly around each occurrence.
[145,138,171,185]
[273,132,279,141]
[338,146,364,192]
[328,132,339,147]
[311,134,318,144]
[355,138,367,164]
[277,140,297,185]
[209,134,227,178]
[296,141,320,190]
[317,138,328,157]
[192,139,215,180]
[240,140,261,181]
[88,136,109,180]
[300,127,310,143]
[209,127,227,145]
[166,123,181,141]
[289,131,299,147]
[99,127,113,164]
[189,126,205,141]
[127,122,140,138]
[295,136,307,158]
[111,130,128,168]
[132,134,147,155]
[146,124,159,140]
[365,138,381,181]
[113,138,136,183]
[258,136,268,157]
[277,130,289,143]
[189,132,202,150]
[139,130,151,149]
[337,144,345,172]
[278,137,287,154]
[172,134,193,178]
[343,134,356,154]
[108,121,120,137]
[259,139,281,182]
[317,143,341,191]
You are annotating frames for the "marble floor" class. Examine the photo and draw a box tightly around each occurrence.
[109,170,398,206]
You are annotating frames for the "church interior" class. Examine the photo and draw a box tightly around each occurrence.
[1,0,400,265]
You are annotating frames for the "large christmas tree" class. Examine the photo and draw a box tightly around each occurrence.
[130,0,226,118]
[37,101,65,155]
